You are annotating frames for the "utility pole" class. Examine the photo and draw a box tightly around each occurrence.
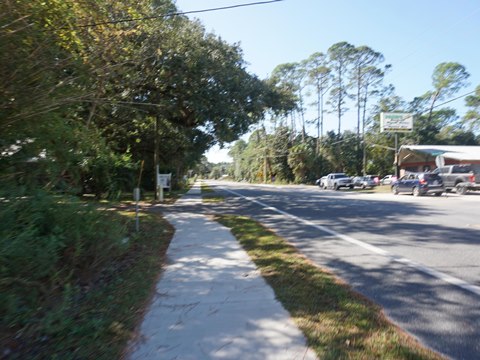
[264,155,267,184]
[362,135,367,176]
[394,133,399,178]
[154,115,160,200]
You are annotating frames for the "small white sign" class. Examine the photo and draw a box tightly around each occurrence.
[380,112,413,133]
[157,173,171,189]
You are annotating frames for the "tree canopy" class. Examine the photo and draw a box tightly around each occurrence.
[0,0,287,195]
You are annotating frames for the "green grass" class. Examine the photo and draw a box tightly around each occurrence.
[3,210,174,360]
[215,214,444,360]
[201,182,225,203]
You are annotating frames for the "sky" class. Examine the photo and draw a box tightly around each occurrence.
[174,0,480,163]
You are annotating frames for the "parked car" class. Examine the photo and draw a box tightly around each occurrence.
[380,174,396,185]
[364,175,380,185]
[325,173,353,190]
[432,164,480,194]
[315,175,328,189]
[391,172,444,196]
[352,176,377,189]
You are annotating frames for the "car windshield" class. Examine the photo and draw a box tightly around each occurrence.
[334,174,348,179]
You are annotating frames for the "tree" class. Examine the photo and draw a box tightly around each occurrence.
[269,63,303,137]
[305,52,331,153]
[426,62,470,122]
[437,124,479,145]
[228,139,248,181]
[269,126,294,182]
[0,0,141,195]
[463,85,480,132]
[405,62,470,146]
[349,45,390,174]
[327,42,355,134]
[287,138,315,183]
[88,12,285,189]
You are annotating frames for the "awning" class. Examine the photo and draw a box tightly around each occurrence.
[398,145,480,165]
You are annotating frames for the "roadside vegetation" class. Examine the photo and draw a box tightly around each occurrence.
[215,214,444,360]
[0,194,175,359]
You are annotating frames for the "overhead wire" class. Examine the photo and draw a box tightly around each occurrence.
[59,0,284,29]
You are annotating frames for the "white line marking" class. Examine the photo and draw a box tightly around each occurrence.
[221,187,480,297]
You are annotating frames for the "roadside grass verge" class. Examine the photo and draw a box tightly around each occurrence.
[92,186,190,206]
[1,205,174,360]
[215,214,443,360]
[201,182,225,203]
[373,184,393,193]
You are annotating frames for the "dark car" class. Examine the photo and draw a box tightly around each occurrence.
[391,172,444,196]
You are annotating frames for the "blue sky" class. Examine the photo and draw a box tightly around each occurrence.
[174,0,480,162]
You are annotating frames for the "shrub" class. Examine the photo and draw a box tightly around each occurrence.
[0,191,127,328]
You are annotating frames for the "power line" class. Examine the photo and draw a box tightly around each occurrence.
[61,0,283,29]
[77,88,476,122]
[430,89,477,111]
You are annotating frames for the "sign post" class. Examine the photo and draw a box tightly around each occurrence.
[156,173,171,202]
[134,160,144,232]
[133,187,140,232]
[380,113,414,178]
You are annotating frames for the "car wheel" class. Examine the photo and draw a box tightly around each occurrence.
[412,186,421,196]
[456,185,467,195]
[392,185,399,195]
[334,184,339,191]
[434,192,443,196]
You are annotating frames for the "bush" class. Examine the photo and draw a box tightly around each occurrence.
[0,191,128,329]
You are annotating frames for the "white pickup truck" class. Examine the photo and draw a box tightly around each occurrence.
[326,173,353,190]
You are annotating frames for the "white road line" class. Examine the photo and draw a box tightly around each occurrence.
[221,187,480,297]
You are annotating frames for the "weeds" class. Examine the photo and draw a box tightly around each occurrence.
[0,192,174,359]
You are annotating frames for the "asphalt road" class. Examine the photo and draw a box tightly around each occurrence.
[204,181,480,360]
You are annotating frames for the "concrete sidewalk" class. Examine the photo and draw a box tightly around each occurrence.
[127,183,317,359]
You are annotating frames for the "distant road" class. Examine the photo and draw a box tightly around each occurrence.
[207,181,480,360]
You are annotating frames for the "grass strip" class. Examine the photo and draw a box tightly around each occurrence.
[201,182,225,203]
[215,214,444,360]
[9,211,174,360]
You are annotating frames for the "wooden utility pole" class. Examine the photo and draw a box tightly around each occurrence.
[264,155,267,184]
[154,116,160,200]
